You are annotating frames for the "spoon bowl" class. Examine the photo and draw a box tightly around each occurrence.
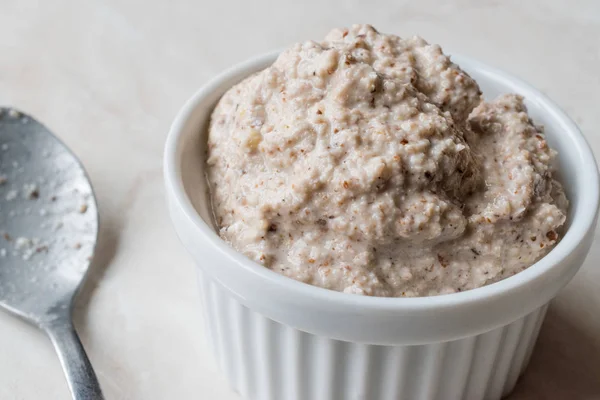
[0,108,103,399]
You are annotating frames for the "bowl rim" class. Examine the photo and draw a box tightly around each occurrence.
[164,50,599,314]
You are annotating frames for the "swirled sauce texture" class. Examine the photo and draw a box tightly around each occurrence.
[207,24,568,297]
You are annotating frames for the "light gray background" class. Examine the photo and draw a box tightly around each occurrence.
[0,0,599,398]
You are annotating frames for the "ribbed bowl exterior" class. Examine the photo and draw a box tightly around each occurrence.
[165,51,598,400]
[198,270,547,400]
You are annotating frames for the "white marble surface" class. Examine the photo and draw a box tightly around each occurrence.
[1,0,599,398]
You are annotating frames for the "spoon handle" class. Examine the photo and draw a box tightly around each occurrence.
[45,319,104,400]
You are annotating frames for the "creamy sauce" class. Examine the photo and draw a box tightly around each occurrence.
[206,24,568,297]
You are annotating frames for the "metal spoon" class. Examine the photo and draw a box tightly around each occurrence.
[0,108,104,399]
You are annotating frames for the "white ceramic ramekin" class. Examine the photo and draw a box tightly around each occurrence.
[164,52,599,400]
